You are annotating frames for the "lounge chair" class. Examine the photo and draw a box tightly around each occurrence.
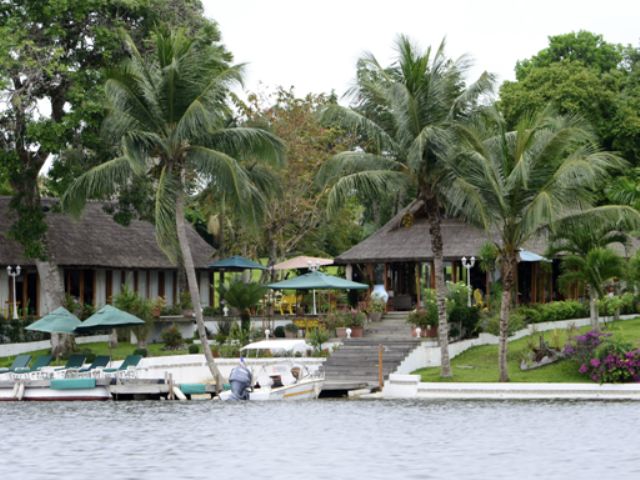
[54,354,86,371]
[78,355,110,373]
[103,355,142,375]
[0,354,32,374]
[12,354,53,375]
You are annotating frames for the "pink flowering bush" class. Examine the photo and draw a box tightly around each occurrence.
[564,330,640,383]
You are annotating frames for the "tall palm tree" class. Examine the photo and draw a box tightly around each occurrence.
[445,106,626,381]
[548,218,633,329]
[319,36,493,377]
[63,29,284,390]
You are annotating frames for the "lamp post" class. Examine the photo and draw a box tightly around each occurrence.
[307,261,319,315]
[461,256,475,307]
[6,265,21,320]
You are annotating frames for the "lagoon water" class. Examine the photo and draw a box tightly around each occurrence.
[1,399,639,480]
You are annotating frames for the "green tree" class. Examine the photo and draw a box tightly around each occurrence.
[445,106,625,381]
[558,248,626,330]
[319,36,493,377]
[63,29,283,389]
[548,218,635,329]
[499,31,640,165]
[219,281,267,332]
[0,0,224,315]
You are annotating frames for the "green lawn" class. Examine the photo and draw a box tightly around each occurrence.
[414,317,640,382]
[0,342,191,369]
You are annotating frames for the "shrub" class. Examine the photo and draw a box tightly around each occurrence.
[188,344,200,354]
[202,306,217,317]
[407,307,437,328]
[369,298,386,313]
[537,301,588,323]
[514,306,542,324]
[446,281,469,308]
[284,323,299,333]
[133,348,148,357]
[484,312,525,336]
[449,305,480,338]
[347,312,366,327]
[306,327,330,353]
[564,330,640,383]
[161,325,183,349]
[274,325,286,338]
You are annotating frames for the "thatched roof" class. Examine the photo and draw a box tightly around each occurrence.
[336,200,548,264]
[0,197,215,269]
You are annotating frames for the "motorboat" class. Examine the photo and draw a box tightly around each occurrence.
[218,339,325,401]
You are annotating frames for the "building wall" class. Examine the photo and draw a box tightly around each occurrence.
[95,269,106,307]
[199,271,210,307]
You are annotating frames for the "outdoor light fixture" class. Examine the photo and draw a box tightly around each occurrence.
[307,260,319,315]
[265,329,271,339]
[461,256,476,307]
[6,265,21,320]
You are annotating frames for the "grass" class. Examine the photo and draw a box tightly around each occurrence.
[0,341,191,369]
[414,317,640,383]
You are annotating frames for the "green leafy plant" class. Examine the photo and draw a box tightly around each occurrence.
[306,327,330,353]
[188,344,200,354]
[161,325,183,350]
[407,307,437,328]
[219,281,267,331]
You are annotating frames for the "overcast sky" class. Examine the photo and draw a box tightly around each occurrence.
[203,0,640,99]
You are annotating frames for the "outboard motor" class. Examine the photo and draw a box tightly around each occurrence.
[228,360,252,400]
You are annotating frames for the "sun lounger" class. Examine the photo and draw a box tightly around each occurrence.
[103,355,142,374]
[63,355,110,377]
[13,354,52,373]
[0,354,31,374]
[54,354,86,371]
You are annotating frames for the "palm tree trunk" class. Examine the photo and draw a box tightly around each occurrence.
[175,190,223,392]
[425,204,451,377]
[588,286,599,331]
[498,253,517,382]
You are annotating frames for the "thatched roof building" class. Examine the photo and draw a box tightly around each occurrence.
[336,200,547,264]
[0,197,214,268]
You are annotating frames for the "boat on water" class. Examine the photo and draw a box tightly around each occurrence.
[218,339,325,401]
[0,377,112,401]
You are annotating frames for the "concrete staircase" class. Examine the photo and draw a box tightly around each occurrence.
[322,311,421,393]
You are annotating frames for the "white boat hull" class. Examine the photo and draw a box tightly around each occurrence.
[220,378,324,401]
[0,384,111,401]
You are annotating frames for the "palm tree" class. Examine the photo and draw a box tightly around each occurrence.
[63,29,284,390]
[445,106,626,381]
[318,36,493,377]
[548,218,633,329]
[558,247,626,329]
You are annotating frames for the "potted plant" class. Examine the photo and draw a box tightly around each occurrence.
[368,298,386,322]
[284,322,299,338]
[346,311,366,338]
[333,313,349,338]
[179,291,193,317]
[407,304,438,337]
[151,297,166,318]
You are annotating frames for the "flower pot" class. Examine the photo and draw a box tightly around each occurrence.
[369,312,383,323]
[284,331,297,339]
[350,326,364,338]
[336,327,347,338]
[412,325,437,338]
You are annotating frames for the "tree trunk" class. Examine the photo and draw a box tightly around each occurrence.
[35,258,74,357]
[175,189,223,392]
[425,204,451,377]
[498,253,517,382]
[588,286,599,331]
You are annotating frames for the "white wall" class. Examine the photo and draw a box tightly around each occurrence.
[165,271,174,305]
[137,270,147,299]
[95,269,106,307]
[149,271,159,299]
[0,334,111,358]
[199,271,210,307]
[112,269,122,297]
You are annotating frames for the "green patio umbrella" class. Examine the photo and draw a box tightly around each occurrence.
[267,271,368,314]
[208,255,267,271]
[75,305,146,366]
[26,307,82,334]
[75,304,145,332]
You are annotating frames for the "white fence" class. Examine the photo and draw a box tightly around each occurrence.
[0,335,110,358]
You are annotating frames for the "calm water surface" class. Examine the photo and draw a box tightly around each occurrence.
[0,399,638,480]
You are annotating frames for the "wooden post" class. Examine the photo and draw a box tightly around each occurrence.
[378,344,384,389]
[415,263,421,307]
